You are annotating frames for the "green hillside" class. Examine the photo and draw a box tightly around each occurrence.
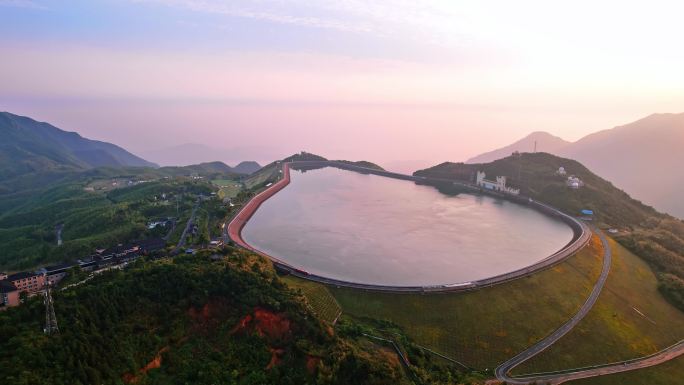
[0,251,483,385]
[334,160,385,171]
[0,112,156,180]
[0,162,245,270]
[415,152,684,312]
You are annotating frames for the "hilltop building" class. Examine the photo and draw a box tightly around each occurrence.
[476,171,520,195]
[556,167,567,176]
[566,176,584,189]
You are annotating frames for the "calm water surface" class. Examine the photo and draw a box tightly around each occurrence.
[242,167,574,286]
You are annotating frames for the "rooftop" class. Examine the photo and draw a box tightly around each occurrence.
[7,271,39,281]
[0,280,18,293]
[43,263,74,272]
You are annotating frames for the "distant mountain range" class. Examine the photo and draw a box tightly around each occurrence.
[0,113,263,180]
[466,113,684,218]
[0,112,156,179]
[142,143,273,170]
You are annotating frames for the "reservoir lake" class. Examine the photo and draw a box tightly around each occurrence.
[242,167,574,286]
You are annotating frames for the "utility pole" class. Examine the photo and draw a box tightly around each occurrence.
[44,282,59,335]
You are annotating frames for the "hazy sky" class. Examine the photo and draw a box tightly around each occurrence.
[2,1,683,170]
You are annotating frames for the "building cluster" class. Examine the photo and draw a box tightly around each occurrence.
[566,176,584,189]
[0,238,166,310]
[557,167,584,189]
[475,171,520,195]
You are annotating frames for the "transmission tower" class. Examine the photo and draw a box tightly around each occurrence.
[44,282,59,335]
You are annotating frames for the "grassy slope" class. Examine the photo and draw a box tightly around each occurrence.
[282,275,342,325]
[243,163,281,189]
[286,236,683,384]
[324,236,604,369]
[513,238,684,377]
[212,179,242,200]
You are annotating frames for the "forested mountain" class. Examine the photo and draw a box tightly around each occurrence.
[465,113,684,218]
[0,251,481,385]
[416,152,684,311]
[233,161,262,175]
[466,131,570,164]
[560,113,684,218]
[0,112,156,180]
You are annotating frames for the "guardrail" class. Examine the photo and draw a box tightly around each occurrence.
[511,339,684,380]
[227,161,592,293]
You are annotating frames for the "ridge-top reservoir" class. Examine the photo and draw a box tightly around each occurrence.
[242,166,574,287]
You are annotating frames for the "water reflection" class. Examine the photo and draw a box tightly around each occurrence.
[242,167,574,286]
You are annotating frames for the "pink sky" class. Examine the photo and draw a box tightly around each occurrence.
[2,1,683,170]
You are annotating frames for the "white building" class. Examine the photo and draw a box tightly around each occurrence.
[557,167,567,176]
[476,171,520,195]
[566,176,584,189]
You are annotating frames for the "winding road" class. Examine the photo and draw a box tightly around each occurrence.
[495,229,684,384]
[495,228,612,383]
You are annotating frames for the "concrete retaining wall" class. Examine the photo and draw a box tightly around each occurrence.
[227,161,592,293]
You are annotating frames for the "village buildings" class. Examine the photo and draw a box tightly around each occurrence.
[0,237,167,309]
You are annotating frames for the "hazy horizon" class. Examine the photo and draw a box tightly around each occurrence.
[2,1,684,171]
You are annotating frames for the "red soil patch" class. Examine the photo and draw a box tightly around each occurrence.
[306,355,321,375]
[230,314,253,334]
[187,302,212,322]
[253,308,292,340]
[123,346,169,384]
[187,299,232,333]
[230,308,292,341]
[266,347,285,370]
[230,307,294,370]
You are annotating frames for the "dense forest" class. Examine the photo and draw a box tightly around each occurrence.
[0,249,482,385]
[415,152,684,312]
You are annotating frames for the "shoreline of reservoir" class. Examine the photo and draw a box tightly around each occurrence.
[228,161,592,293]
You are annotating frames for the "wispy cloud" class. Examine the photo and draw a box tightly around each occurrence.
[0,0,47,10]
[131,0,479,51]
[133,0,375,33]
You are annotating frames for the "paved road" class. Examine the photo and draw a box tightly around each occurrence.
[495,228,612,384]
[496,229,684,384]
[173,198,200,253]
[513,340,684,384]
[56,223,63,246]
[492,229,684,384]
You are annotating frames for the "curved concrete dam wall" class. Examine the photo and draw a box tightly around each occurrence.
[228,161,591,293]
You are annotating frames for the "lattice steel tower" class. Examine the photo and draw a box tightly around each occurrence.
[44,282,59,335]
